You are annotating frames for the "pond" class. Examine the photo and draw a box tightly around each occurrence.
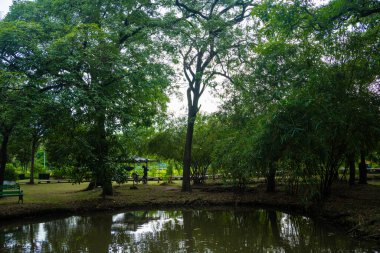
[0,208,378,253]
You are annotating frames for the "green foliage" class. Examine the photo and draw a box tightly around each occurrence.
[1,0,379,202]
[68,167,92,184]
[166,162,174,177]
[1,0,173,194]
[166,0,256,191]
[4,167,18,181]
[148,114,221,184]
[215,0,380,198]
[148,117,186,163]
[113,166,129,185]
[191,115,220,184]
[213,132,255,189]
[51,167,70,179]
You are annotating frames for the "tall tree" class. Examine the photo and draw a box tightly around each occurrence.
[0,72,35,186]
[172,0,254,191]
[5,0,172,195]
[242,0,380,196]
[210,0,380,197]
[0,20,44,186]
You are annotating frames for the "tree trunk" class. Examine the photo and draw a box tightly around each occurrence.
[88,215,113,252]
[267,211,280,241]
[182,115,195,192]
[359,150,367,184]
[182,210,194,252]
[182,92,198,192]
[29,224,36,252]
[86,181,96,191]
[95,113,112,196]
[0,133,10,186]
[102,177,113,196]
[348,154,356,186]
[29,138,39,184]
[266,162,276,192]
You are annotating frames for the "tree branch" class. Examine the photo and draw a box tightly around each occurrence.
[176,0,210,20]
[359,7,380,18]
[182,46,196,90]
[38,83,68,93]
[209,0,219,17]
[213,71,234,83]
[119,27,144,45]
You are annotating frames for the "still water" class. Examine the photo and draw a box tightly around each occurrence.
[0,209,378,253]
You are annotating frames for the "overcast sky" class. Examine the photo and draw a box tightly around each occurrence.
[0,0,12,18]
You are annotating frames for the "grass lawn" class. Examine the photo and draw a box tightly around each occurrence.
[368,180,380,186]
[1,178,379,206]
[0,180,184,205]
[1,182,90,205]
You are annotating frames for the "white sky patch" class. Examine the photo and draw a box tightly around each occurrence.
[167,85,221,117]
[37,223,47,241]
[315,0,330,6]
[0,0,12,19]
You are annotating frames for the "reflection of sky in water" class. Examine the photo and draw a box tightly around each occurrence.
[127,218,182,237]
[0,209,378,253]
[280,214,315,249]
[111,211,183,241]
[2,216,85,252]
[36,223,46,242]
[281,214,300,246]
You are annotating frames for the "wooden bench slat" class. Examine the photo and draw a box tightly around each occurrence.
[1,186,20,189]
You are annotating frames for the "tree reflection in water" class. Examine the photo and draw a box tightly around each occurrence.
[0,209,376,253]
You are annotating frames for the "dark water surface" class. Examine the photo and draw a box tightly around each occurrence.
[0,208,378,253]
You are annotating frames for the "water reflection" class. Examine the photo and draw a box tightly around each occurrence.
[0,209,377,253]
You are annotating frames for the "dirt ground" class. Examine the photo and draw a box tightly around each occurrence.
[321,183,380,241]
[0,181,379,243]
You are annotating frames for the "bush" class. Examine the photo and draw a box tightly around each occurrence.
[113,166,129,185]
[166,163,173,177]
[4,167,18,181]
[53,166,91,183]
[52,167,71,179]
[212,134,255,189]
[69,167,92,184]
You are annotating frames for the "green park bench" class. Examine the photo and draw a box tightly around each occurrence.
[0,184,24,203]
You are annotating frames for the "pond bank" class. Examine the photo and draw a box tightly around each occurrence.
[0,182,379,244]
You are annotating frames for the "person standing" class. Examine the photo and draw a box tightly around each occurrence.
[142,165,149,184]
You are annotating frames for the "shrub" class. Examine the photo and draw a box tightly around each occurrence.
[52,167,71,179]
[212,135,255,189]
[4,167,18,181]
[113,166,129,185]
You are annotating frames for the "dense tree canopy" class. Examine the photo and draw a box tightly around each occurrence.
[1,0,379,200]
[1,0,172,195]
[216,0,380,197]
